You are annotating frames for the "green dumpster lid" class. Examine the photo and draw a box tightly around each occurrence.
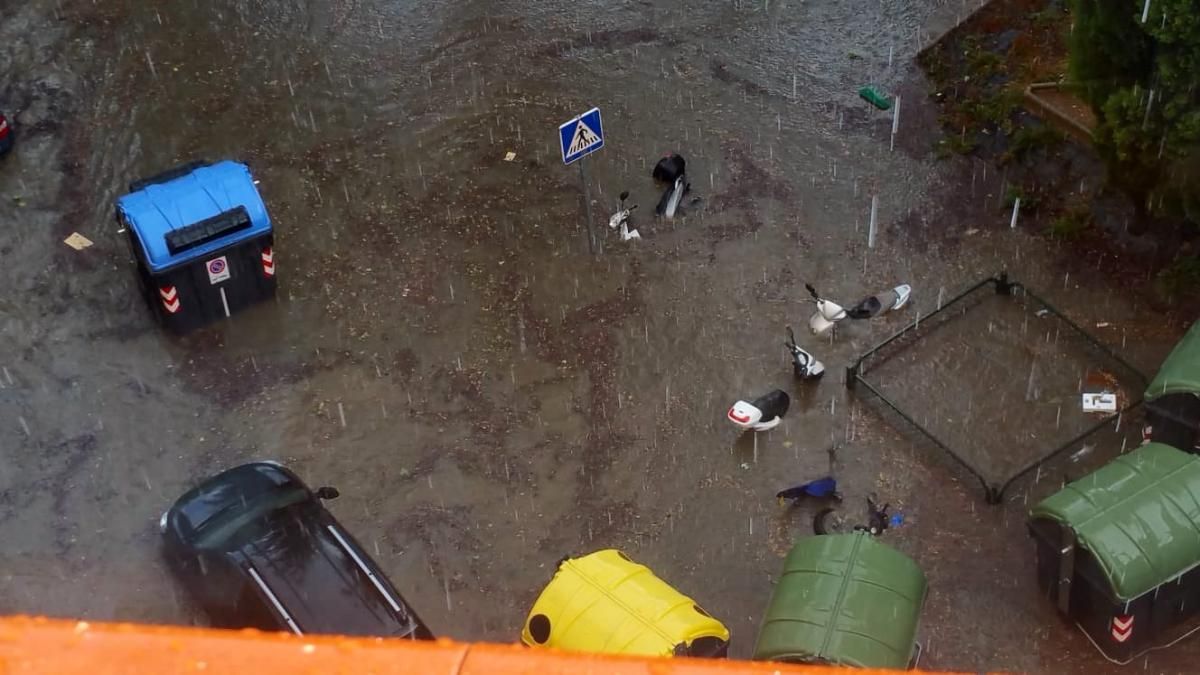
[1146,319,1200,402]
[752,532,927,669]
[1030,442,1200,601]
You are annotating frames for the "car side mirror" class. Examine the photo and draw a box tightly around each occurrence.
[315,487,340,500]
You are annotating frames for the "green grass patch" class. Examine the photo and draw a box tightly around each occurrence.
[1048,208,1090,239]
[1005,124,1065,163]
[935,133,979,158]
[1004,184,1042,211]
[1155,255,1200,299]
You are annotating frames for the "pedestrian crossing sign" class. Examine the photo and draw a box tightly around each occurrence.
[558,107,604,165]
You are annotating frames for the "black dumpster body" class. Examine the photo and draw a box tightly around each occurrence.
[116,160,276,333]
[1028,442,1200,661]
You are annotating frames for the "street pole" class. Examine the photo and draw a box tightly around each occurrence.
[579,157,596,254]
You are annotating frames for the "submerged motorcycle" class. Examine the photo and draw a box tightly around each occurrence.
[786,326,825,380]
[726,329,820,432]
[777,476,841,506]
[608,191,641,241]
[727,389,790,432]
[813,493,892,536]
[805,282,913,335]
[652,153,690,219]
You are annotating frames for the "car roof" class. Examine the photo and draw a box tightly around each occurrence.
[116,160,271,272]
[236,509,421,638]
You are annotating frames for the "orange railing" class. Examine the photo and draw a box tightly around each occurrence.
[0,616,972,674]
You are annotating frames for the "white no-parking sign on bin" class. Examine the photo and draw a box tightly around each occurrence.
[206,256,231,284]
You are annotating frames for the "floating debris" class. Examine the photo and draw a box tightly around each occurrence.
[64,233,93,250]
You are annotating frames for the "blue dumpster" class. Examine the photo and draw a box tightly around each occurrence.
[116,160,277,333]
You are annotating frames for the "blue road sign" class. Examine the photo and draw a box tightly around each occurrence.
[559,107,604,165]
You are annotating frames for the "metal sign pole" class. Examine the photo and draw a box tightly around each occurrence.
[558,107,604,255]
[579,157,595,255]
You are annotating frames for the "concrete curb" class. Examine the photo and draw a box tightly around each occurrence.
[1024,81,1096,143]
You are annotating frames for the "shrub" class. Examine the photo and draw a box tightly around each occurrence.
[1048,208,1090,239]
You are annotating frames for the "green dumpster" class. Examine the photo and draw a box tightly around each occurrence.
[752,532,927,669]
[1028,442,1200,660]
[1145,319,1200,453]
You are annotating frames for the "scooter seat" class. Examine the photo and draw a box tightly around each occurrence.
[845,295,882,320]
[652,154,686,184]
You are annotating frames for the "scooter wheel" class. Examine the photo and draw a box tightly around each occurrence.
[813,507,849,535]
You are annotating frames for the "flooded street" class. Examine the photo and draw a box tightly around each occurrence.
[1,0,1194,672]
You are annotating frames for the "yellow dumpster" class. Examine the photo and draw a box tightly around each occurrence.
[521,549,730,657]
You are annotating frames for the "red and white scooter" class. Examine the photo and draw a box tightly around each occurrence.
[806,282,913,335]
[727,389,790,432]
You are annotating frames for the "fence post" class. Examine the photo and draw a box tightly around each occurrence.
[986,485,1003,504]
[994,271,1013,296]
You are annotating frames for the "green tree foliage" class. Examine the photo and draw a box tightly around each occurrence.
[1069,0,1200,224]
[1068,0,1153,106]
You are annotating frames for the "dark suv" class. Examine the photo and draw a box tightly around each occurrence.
[160,461,433,639]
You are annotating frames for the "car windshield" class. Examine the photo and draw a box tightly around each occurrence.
[191,486,310,550]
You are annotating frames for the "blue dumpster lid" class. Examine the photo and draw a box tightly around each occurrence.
[117,160,271,273]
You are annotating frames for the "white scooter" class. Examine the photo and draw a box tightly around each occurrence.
[805,282,913,336]
[608,191,641,241]
[786,326,825,380]
[727,389,790,432]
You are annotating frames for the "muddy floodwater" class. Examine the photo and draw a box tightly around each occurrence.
[0,0,1194,672]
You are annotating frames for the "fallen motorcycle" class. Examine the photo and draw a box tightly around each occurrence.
[806,282,913,336]
[727,389,790,432]
[813,493,892,536]
[776,476,841,506]
[652,153,690,219]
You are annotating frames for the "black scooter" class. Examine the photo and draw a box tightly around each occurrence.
[652,153,690,219]
[813,494,891,536]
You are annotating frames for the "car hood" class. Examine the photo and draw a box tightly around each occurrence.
[172,463,300,537]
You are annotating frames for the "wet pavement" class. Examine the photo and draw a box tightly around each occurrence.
[0,0,1196,672]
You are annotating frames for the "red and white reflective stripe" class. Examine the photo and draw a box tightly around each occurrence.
[261,247,275,276]
[1111,614,1134,643]
[159,286,180,314]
